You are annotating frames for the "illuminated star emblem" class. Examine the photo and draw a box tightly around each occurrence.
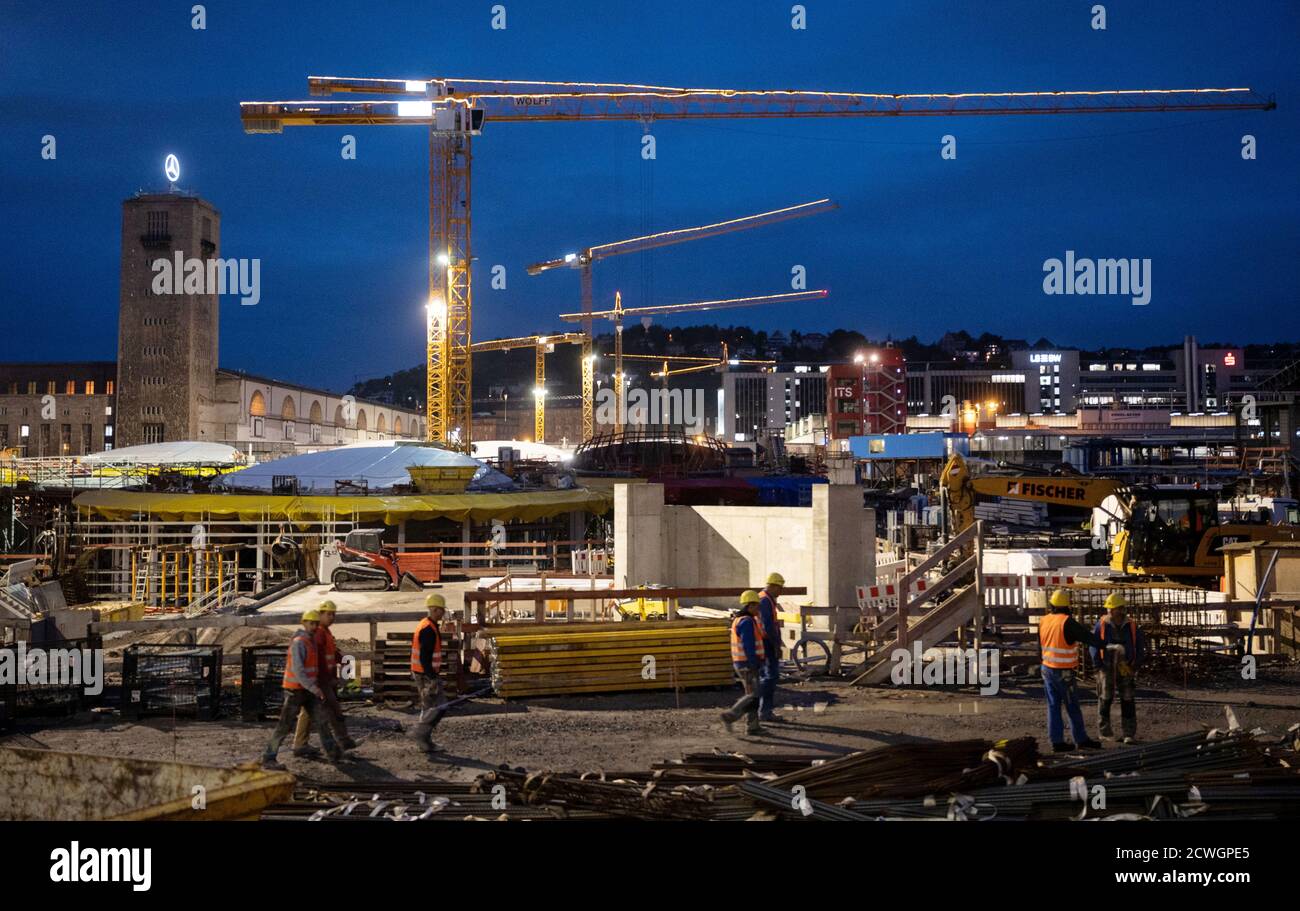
[164,154,180,183]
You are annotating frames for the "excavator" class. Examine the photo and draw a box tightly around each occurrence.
[940,453,1300,582]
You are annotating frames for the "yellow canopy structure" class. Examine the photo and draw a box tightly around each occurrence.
[74,487,612,525]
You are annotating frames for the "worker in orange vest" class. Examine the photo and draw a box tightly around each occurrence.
[262,609,343,768]
[720,590,766,736]
[292,600,356,757]
[409,593,448,754]
[1090,593,1144,743]
[1040,589,1122,753]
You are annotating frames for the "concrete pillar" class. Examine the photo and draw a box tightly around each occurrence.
[614,482,664,588]
[811,484,874,606]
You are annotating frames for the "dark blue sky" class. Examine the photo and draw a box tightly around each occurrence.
[3,0,1297,392]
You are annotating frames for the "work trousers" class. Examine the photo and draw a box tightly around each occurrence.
[722,666,763,733]
[1041,666,1089,747]
[759,648,780,719]
[1095,668,1137,739]
[264,688,341,761]
[409,672,445,749]
[293,682,352,750]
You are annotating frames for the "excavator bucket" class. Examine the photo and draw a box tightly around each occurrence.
[398,572,423,592]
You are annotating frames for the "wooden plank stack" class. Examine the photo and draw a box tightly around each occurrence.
[371,630,462,706]
[483,619,734,698]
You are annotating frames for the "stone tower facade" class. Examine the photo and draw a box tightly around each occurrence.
[116,192,220,447]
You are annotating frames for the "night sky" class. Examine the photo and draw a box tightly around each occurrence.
[3,0,1297,392]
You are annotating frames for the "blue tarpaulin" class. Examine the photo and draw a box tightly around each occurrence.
[746,475,827,507]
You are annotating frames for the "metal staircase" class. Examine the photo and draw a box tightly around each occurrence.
[853,522,986,686]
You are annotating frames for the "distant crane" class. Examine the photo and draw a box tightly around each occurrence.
[470,333,585,443]
[527,198,837,439]
[561,289,827,432]
[240,78,1273,447]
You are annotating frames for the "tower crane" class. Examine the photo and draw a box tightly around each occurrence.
[240,78,1272,448]
[527,198,837,439]
[560,289,827,432]
[469,332,585,443]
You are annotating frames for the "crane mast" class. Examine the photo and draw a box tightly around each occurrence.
[240,79,1272,447]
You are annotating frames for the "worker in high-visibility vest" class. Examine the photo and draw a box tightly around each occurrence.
[1040,589,1120,753]
[292,600,356,757]
[409,593,448,755]
[757,572,785,723]
[262,609,343,769]
[720,590,766,736]
[1090,592,1144,743]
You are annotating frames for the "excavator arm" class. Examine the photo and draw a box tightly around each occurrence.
[941,453,1125,535]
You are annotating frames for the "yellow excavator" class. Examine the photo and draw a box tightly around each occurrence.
[940,453,1300,581]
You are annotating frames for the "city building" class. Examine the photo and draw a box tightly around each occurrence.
[1009,348,1080,413]
[827,347,906,443]
[0,187,421,462]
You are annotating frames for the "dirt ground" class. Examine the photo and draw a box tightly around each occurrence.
[12,667,1300,784]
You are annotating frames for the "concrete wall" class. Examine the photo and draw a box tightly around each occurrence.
[615,482,873,607]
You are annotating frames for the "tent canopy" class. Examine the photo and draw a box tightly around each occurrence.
[214,442,483,494]
[73,487,612,525]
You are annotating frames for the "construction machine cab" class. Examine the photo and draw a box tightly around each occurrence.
[341,529,389,560]
[1114,488,1220,574]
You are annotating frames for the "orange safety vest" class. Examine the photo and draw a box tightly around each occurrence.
[282,628,319,690]
[1039,612,1078,670]
[1097,617,1138,664]
[730,614,765,665]
[411,616,442,675]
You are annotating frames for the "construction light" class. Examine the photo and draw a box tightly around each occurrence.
[426,293,446,321]
[397,100,434,118]
[435,251,450,267]
[404,80,427,93]
[869,353,879,363]
[564,253,578,263]
[533,386,546,398]
[853,353,865,364]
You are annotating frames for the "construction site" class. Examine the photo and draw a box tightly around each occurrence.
[4,8,1300,888]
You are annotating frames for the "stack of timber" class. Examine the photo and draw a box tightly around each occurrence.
[973,499,1049,529]
[372,629,462,706]
[483,619,734,697]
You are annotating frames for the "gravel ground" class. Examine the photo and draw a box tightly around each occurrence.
[10,666,1300,783]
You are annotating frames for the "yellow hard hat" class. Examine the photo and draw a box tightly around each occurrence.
[1049,589,1071,608]
[765,572,785,586]
[301,609,321,623]
[739,589,761,605]
[425,593,447,610]
[317,600,337,614]
[1104,592,1127,611]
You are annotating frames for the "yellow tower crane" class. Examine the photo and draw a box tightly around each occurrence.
[470,333,585,443]
[562,290,827,433]
[527,198,837,439]
[240,79,1272,449]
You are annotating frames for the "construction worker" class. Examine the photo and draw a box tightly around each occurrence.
[720,590,766,736]
[1039,589,1121,752]
[1090,593,1144,743]
[262,610,343,768]
[757,572,785,722]
[291,600,356,757]
[409,593,448,754]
